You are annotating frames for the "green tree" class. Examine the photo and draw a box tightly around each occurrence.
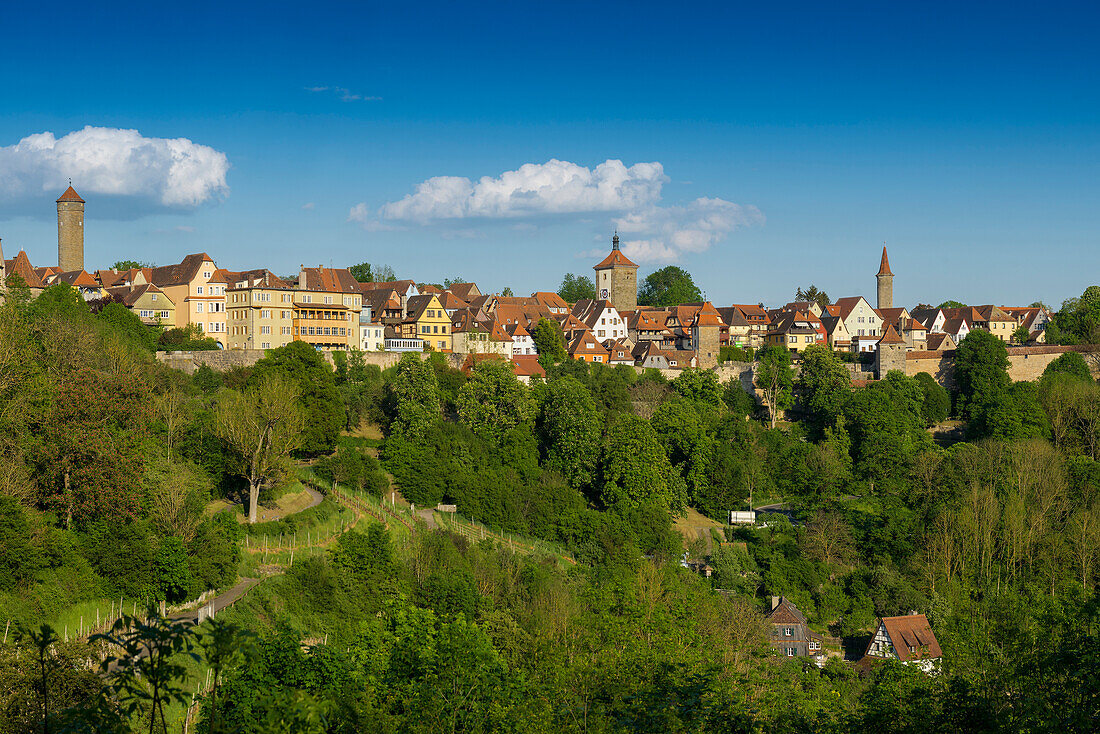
[111,260,153,270]
[97,301,159,352]
[443,276,467,289]
[600,415,687,513]
[672,369,723,410]
[1012,324,1031,344]
[637,266,701,307]
[539,376,603,489]
[1042,351,1092,383]
[386,353,441,439]
[374,263,397,282]
[531,318,567,366]
[347,262,372,282]
[557,273,597,302]
[795,285,830,307]
[954,329,1011,419]
[154,536,192,603]
[756,345,794,429]
[796,345,851,437]
[250,341,342,455]
[938,300,967,309]
[214,375,305,523]
[914,372,950,425]
[501,286,514,297]
[456,359,534,445]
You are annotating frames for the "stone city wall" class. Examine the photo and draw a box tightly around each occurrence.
[904,344,1100,388]
[157,349,467,375]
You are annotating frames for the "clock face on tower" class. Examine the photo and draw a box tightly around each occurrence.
[600,288,609,299]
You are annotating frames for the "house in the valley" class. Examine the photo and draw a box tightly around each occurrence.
[862,613,942,674]
[765,596,823,659]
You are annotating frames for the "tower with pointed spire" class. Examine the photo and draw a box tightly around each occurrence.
[876,245,893,310]
[57,184,85,273]
[593,233,638,313]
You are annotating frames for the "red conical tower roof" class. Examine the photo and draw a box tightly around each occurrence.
[877,246,893,276]
[57,186,85,203]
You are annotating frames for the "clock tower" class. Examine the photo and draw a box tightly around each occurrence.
[592,233,638,313]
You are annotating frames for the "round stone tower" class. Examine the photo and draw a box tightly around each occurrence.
[57,185,85,273]
[876,245,893,311]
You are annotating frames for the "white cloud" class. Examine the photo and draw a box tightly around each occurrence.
[302,201,315,210]
[615,198,764,263]
[0,126,229,212]
[306,86,382,102]
[350,158,761,263]
[175,225,195,233]
[366,159,666,223]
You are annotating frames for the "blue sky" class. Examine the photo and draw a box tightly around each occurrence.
[0,0,1097,307]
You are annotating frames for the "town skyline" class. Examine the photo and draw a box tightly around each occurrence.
[2,1,1098,307]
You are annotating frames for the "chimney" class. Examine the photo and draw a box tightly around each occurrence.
[771,596,780,611]
[299,264,306,290]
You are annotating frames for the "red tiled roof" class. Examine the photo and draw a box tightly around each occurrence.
[56,186,85,203]
[877,323,905,344]
[878,614,942,662]
[4,251,44,288]
[691,301,724,327]
[300,266,360,293]
[149,253,216,287]
[512,355,545,378]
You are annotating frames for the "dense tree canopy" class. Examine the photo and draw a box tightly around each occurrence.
[637,266,702,307]
[556,273,596,302]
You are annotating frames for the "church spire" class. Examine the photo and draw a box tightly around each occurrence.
[612,232,620,251]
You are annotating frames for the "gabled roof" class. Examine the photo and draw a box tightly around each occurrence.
[878,614,942,662]
[821,315,849,336]
[876,307,911,325]
[832,296,873,321]
[877,246,893,276]
[629,309,672,332]
[572,299,618,329]
[150,253,216,287]
[446,282,481,300]
[450,308,488,333]
[505,321,530,338]
[300,266,360,293]
[531,291,570,311]
[716,307,750,327]
[55,270,99,288]
[926,333,956,351]
[106,283,172,308]
[568,331,609,357]
[942,317,969,335]
[56,185,85,203]
[604,338,634,361]
[765,597,809,626]
[405,294,444,322]
[367,279,416,294]
[768,311,818,335]
[229,268,292,289]
[438,291,469,310]
[512,355,546,379]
